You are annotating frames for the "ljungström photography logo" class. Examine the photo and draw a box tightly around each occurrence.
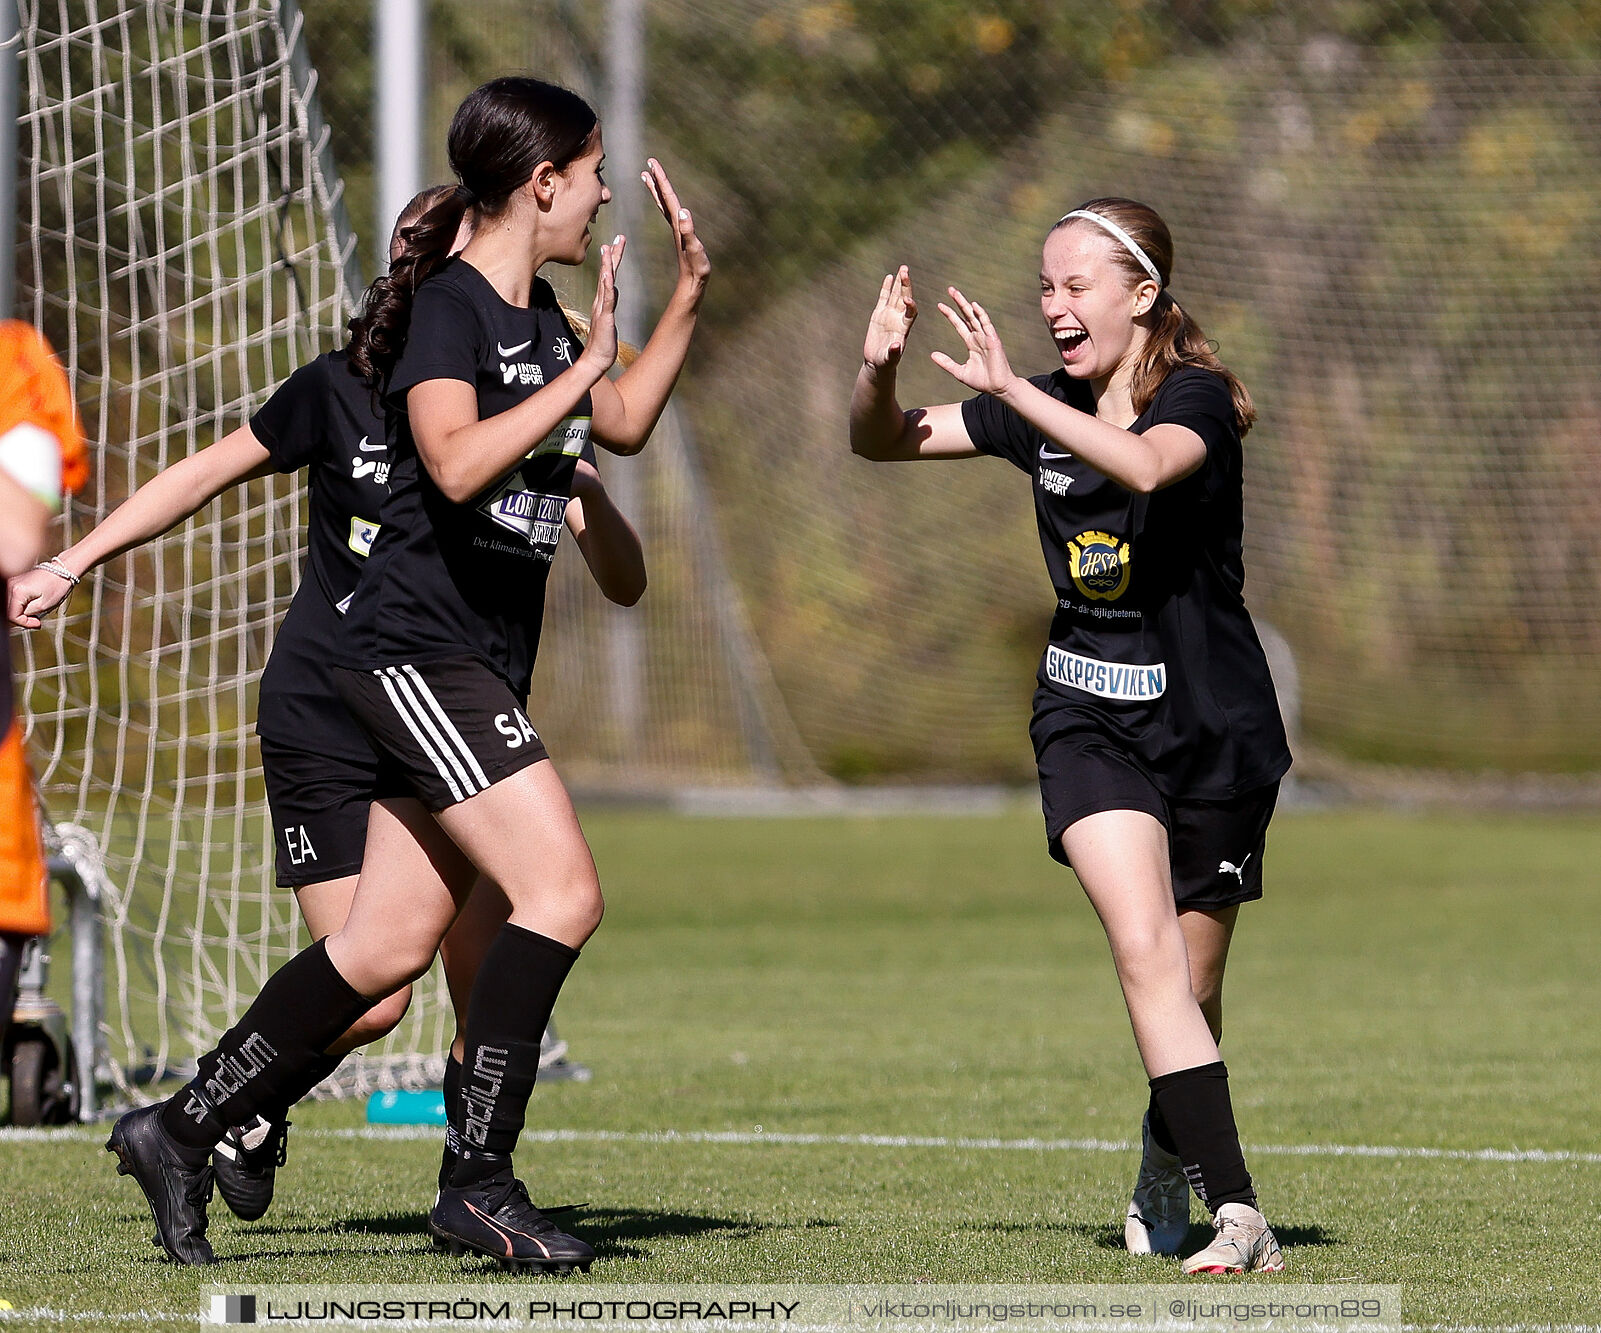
[211,1293,257,1324]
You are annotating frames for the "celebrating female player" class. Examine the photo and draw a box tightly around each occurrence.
[849,199,1291,1275]
[14,187,644,1225]
[105,75,707,1271]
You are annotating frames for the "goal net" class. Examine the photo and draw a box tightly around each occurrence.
[14,0,372,1100]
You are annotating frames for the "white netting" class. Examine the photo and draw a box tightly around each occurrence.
[15,0,422,1097]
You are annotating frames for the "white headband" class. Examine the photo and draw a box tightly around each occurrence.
[1058,209,1164,288]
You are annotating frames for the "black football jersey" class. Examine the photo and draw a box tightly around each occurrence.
[250,350,391,759]
[340,259,593,697]
[962,366,1291,797]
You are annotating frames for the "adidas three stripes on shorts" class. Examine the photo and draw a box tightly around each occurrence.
[332,656,549,812]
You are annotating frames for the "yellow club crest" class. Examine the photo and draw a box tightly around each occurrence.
[1066,529,1132,602]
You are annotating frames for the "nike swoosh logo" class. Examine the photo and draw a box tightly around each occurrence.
[356,436,384,452]
[497,340,533,357]
[1039,445,1073,461]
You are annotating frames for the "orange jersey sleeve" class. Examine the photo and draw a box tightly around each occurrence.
[0,320,89,495]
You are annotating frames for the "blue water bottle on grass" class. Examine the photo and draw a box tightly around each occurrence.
[366,1088,447,1124]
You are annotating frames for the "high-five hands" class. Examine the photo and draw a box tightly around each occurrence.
[579,236,626,374]
[640,158,710,297]
[931,287,1016,396]
[863,266,918,371]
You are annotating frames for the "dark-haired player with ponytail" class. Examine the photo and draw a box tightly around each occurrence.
[105,76,707,1273]
[19,187,640,1232]
[850,199,1291,1275]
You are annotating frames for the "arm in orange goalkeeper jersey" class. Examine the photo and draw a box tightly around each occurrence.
[1,320,88,937]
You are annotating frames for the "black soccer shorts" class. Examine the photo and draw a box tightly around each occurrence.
[260,738,380,889]
[1033,725,1278,911]
[331,656,549,812]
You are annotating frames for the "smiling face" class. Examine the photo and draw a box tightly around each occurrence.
[542,132,610,266]
[1039,224,1159,383]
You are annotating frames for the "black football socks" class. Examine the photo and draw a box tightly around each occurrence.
[1147,1094,1180,1156]
[257,1050,346,1129]
[1148,1060,1257,1213]
[160,939,374,1158]
[0,932,27,1055]
[440,1052,464,1189]
[450,924,579,1187]
[443,1051,463,1126]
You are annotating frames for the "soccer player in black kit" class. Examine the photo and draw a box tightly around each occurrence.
[14,188,644,1232]
[850,199,1291,1275]
[104,76,708,1271]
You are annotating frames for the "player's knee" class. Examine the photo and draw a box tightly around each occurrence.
[1191,973,1223,1014]
[567,876,604,940]
[1195,989,1223,1043]
[1112,922,1186,989]
[345,984,413,1047]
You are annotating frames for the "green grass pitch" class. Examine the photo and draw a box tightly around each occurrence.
[1,807,1598,1328]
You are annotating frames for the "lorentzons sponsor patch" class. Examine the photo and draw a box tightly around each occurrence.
[479,484,567,553]
[1045,645,1166,701]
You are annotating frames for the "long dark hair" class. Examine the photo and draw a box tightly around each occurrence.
[1051,198,1256,435]
[347,76,599,387]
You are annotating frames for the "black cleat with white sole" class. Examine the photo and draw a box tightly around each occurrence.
[213,1117,291,1221]
[429,1172,594,1273]
[105,1103,218,1265]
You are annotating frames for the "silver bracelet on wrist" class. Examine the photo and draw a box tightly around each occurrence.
[36,557,80,588]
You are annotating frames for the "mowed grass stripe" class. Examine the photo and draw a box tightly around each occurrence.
[10,1125,1601,1165]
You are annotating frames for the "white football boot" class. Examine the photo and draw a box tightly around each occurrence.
[1181,1201,1286,1274]
[1123,1112,1190,1256]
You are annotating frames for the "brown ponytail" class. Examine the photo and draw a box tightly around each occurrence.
[1052,198,1256,435]
[347,187,472,386]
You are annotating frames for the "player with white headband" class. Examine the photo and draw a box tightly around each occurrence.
[850,197,1291,1275]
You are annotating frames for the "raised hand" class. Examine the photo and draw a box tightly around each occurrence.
[640,158,709,297]
[863,265,917,371]
[579,236,626,374]
[930,286,1016,395]
[7,564,74,629]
